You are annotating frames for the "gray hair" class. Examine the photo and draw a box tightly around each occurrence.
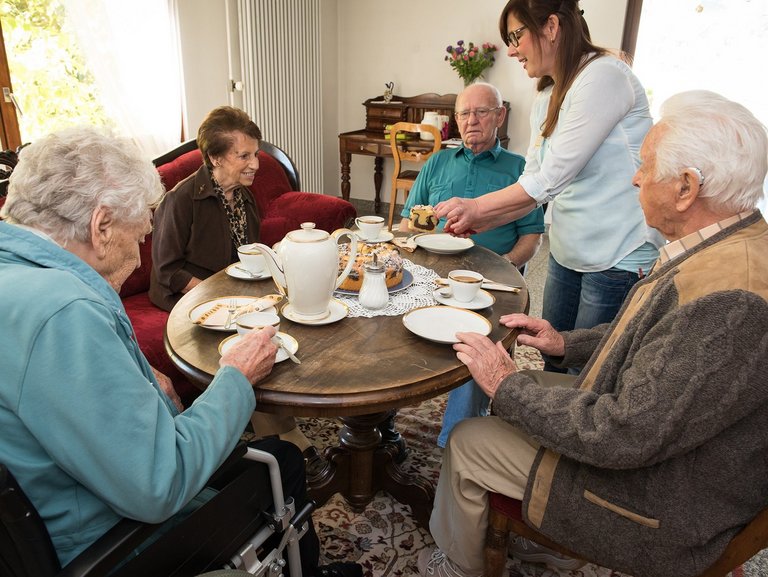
[457,82,503,108]
[654,90,768,213]
[1,127,164,244]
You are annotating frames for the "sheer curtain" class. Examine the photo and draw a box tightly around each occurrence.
[64,0,182,159]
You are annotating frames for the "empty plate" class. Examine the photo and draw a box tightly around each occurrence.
[402,306,492,344]
[414,234,475,254]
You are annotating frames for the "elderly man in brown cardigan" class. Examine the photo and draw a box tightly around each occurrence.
[418,90,768,577]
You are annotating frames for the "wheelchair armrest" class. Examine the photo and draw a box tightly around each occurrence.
[58,443,251,577]
[57,519,159,577]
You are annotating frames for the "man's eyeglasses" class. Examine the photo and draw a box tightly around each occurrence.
[454,107,501,121]
[506,25,527,48]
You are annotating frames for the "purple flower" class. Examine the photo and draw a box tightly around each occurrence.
[446,45,453,53]
[457,40,464,46]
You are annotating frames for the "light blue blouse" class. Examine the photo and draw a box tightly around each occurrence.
[518,55,664,273]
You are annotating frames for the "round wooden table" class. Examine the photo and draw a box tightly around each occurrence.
[165,242,529,528]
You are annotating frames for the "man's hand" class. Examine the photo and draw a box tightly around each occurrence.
[151,366,184,412]
[453,332,517,398]
[501,313,565,357]
[219,326,278,385]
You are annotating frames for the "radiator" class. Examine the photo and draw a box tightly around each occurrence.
[236,0,322,193]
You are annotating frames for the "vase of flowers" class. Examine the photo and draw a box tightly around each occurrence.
[445,40,498,87]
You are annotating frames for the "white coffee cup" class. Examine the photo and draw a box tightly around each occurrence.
[447,269,484,302]
[236,311,281,335]
[237,244,266,273]
[355,216,385,241]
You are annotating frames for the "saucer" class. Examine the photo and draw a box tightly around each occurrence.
[359,230,395,244]
[218,332,298,363]
[433,288,495,310]
[281,298,348,326]
[225,263,271,281]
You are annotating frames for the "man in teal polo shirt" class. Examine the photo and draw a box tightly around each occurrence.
[400,82,545,446]
[399,82,544,270]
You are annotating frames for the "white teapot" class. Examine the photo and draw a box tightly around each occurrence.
[254,223,358,321]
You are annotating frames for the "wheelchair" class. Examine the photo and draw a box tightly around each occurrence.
[0,444,315,577]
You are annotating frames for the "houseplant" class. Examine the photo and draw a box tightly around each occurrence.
[445,40,498,86]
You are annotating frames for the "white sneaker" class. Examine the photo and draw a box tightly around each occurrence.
[508,536,585,570]
[417,548,478,577]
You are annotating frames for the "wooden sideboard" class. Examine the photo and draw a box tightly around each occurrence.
[339,93,510,213]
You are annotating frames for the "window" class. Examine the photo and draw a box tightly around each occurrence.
[625,0,768,216]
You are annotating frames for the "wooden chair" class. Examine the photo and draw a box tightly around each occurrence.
[484,492,768,577]
[387,121,442,231]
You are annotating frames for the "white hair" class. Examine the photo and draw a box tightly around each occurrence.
[1,126,164,244]
[654,90,768,213]
[457,82,503,108]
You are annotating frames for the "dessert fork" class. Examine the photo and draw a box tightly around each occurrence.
[224,298,237,329]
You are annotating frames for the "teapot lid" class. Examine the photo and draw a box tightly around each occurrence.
[285,222,329,243]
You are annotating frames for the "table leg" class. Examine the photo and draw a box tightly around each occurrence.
[307,411,434,530]
[340,151,351,201]
[373,156,383,214]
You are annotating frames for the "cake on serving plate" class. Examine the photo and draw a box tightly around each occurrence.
[409,204,439,232]
[337,241,404,291]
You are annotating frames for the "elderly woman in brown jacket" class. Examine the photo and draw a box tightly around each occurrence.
[150,106,261,311]
[150,106,327,478]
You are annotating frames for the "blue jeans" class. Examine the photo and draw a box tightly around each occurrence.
[438,379,490,448]
[542,255,640,372]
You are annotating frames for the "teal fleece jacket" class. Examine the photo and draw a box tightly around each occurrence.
[0,221,256,565]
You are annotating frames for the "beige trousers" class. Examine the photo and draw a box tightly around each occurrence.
[429,371,575,574]
[249,412,311,452]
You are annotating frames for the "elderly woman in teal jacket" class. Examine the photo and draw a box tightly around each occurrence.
[0,127,338,575]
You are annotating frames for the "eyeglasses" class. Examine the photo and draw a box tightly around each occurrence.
[454,107,501,121]
[506,25,527,48]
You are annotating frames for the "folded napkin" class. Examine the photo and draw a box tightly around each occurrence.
[434,278,521,294]
[194,295,284,326]
[392,236,417,253]
[195,303,228,326]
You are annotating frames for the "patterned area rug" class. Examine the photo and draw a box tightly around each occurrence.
[297,345,750,577]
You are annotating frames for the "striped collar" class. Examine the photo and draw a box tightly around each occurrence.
[658,210,758,265]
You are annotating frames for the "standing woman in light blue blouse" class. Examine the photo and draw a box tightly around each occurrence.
[436,0,664,371]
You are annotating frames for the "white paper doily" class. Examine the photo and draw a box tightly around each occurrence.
[336,259,439,318]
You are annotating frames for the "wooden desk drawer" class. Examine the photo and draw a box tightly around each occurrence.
[342,139,387,156]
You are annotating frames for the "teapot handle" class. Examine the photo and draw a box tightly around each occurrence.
[332,228,358,289]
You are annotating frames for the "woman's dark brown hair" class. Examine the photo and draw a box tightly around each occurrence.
[498,0,607,138]
[197,106,262,169]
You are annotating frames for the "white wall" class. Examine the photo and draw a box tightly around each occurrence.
[176,0,232,138]
[177,0,627,201]
[337,0,627,203]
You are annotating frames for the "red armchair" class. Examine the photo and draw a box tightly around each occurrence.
[119,139,356,404]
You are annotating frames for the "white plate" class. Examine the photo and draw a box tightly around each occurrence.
[433,288,495,310]
[218,332,299,363]
[335,269,414,296]
[402,306,492,344]
[281,298,348,326]
[414,233,475,254]
[189,296,276,331]
[358,230,395,244]
[225,263,272,281]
